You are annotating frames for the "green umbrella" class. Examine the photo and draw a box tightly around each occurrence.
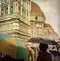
[58,47,60,53]
[0,33,28,59]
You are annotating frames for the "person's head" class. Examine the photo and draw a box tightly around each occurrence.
[39,43,48,52]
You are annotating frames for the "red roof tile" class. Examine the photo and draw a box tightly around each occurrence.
[31,2,41,13]
[44,23,52,28]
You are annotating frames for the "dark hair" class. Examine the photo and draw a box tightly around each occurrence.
[39,43,48,52]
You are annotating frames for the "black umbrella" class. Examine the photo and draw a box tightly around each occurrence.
[28,38,58,45]
[51,40,58,45]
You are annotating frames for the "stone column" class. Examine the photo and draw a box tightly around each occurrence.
[4,8,6,15]
[27,0,31,25]
[0,7,1,16]
[0,1,1,16]
[13,1,19,13]
[26,2,28,20]
[8,4,10,14]
[20,0,23,15]
[8,0,10,14]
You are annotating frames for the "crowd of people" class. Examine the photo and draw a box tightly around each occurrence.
[0,39,60,61]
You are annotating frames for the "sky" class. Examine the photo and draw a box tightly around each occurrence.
[33,0,60,37]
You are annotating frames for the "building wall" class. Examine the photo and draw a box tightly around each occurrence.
[58,0,60,38]
[0,0,59,43]
[44,28,59,42]
[34,0,59,37]
[30,21,37,38]
[30,13,45,23]
[30,15,59,42]
[0,0,31,42]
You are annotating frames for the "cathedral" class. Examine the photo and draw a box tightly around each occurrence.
[0,0,59,43]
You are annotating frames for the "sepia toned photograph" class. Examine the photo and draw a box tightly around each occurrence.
[0,0,60,61]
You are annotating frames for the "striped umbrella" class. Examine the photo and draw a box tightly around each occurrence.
[0,33,28,59]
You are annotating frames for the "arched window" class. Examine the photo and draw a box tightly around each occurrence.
[5,6,8,15]
[2,0,5,4]
[5,0,9,3]
[10,0,13,2]
[1,7,4,16]
[10,5,13,14]
[35,16,38,20]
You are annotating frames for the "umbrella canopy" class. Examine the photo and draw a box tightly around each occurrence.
[57,46,60,53]
[0,33,28,59]
[28,38,58,45]
[51,40,58,45]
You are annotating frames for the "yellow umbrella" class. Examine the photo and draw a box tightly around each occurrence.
[0,33,28,59]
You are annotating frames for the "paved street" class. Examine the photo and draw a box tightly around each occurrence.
[52,54,60,61]
[27,54,60,61]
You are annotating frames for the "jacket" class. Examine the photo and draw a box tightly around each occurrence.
[36,51,52,61]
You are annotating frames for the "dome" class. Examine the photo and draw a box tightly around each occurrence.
[31,2,45,19]
[44,23,52,28]
[31,2,41,13]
